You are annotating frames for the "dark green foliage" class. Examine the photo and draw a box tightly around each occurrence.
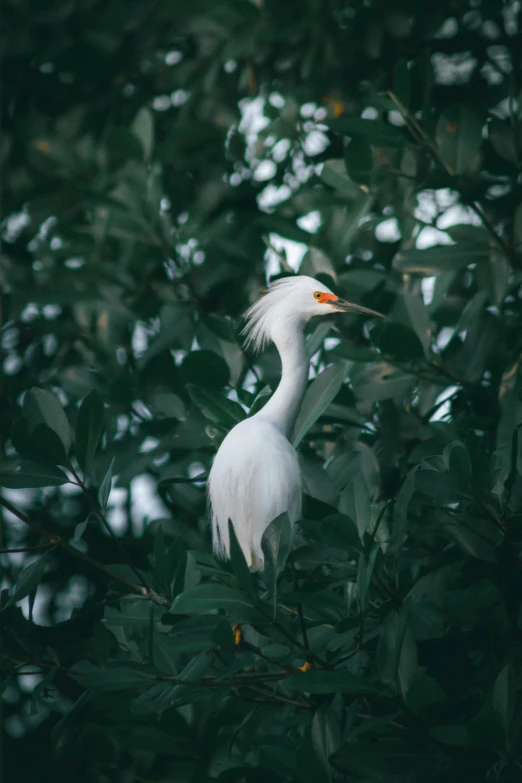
[75,390,105,477]
[2,1,522,782]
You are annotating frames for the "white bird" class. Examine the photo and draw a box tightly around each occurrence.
[208,275,383,571]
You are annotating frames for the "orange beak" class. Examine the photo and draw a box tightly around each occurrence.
[318,292,384,318]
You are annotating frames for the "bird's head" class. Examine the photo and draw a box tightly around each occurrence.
[242,275,384,352]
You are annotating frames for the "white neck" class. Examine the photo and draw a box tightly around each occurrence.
[254,321,309,437]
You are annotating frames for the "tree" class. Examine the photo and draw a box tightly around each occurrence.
[2,0,522,780]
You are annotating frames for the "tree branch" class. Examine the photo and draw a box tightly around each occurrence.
[387,90,521,271]
[0,495,159,599]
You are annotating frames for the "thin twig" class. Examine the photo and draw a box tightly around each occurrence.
[69,465,150,591]
[159,474,207,485]
[256,604,328,668]
[261,235,293,274]
[0,542,54,554]
[356,712,406,730]
[242,642,291,672]
[367,500,393,549]
[8,651,376,697]
[247,684,311,709]
[334,647,361,667]
[279,603,334,628]
[291,563,310,651]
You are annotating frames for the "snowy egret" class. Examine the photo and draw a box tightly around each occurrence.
[208,275,383,570]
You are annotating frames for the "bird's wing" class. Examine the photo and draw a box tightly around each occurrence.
[208,420,302,568]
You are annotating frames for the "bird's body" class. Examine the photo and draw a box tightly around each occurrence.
[209,417,302,571]
[208,275,382,570]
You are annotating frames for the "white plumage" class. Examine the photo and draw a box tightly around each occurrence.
[208,275,383,570]
[209,418,302,571]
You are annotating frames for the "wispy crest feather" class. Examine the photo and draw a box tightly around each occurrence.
[241,277,296,352]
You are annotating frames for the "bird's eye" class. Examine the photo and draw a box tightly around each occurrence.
[313,291,322,300]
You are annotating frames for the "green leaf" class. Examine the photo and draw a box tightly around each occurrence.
[443,440,472,492]
[406,673,448,717]
[351,363,414,402]
[356,546,380,611]
[181,350,230,389]
[228,520,257,604]
[377,608,418,695]
[75,390,105,476]
[393,59,411,107]
[77,726,116,765]
[430,725,471,747]
[296,740,327,783]
[286,670,376,694]
[249,384,273,416]
[325,117,403,146]
[200,313,237,343]
[0,462,70,488]
[260,216,313,244]
[261,512,292,618]
[149,391,186,420]
[372,321,424,360]
[12,418,68,466]
[98,457,115,509]
[105,127,144,161]
[104,602,162,627]
[390,467,418,550]
[152,634,179,676]
[449,313,501,384]
[259,741,298,778]
[51,691,91,751]
[153,652,213,707]
[311,707,342,778]
[330,739,432,776]
[131,107,154,161]
[166,539,188,600]
[130,682,180,714]
[153,617,221,656]
[514,204,522,252]
[71,660,156,691]
[8,551,53,605]
[393,243,487,275]
[320,160,358,191]
[415,469,461,503]
[292,362,347,447]
[320,513,359,550]
[300,249,336,284]
[489,117,519,163]
[30,670,56,716]
[446,579,508,634]
[211,618,235,649]
[339,481,371,540]
[118,728,194,769]
[441,515,500,562]
[493,664,515,733]
[23,387,72,454]
[187,385,246,431]
[402,289,432,355]
[153,524,169,593]
[435,107,483,174]
[344,138,373,185]
[170,584,253,614]
[137,304,193,368]
[72,517,90,543]
[175,649,213,687]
